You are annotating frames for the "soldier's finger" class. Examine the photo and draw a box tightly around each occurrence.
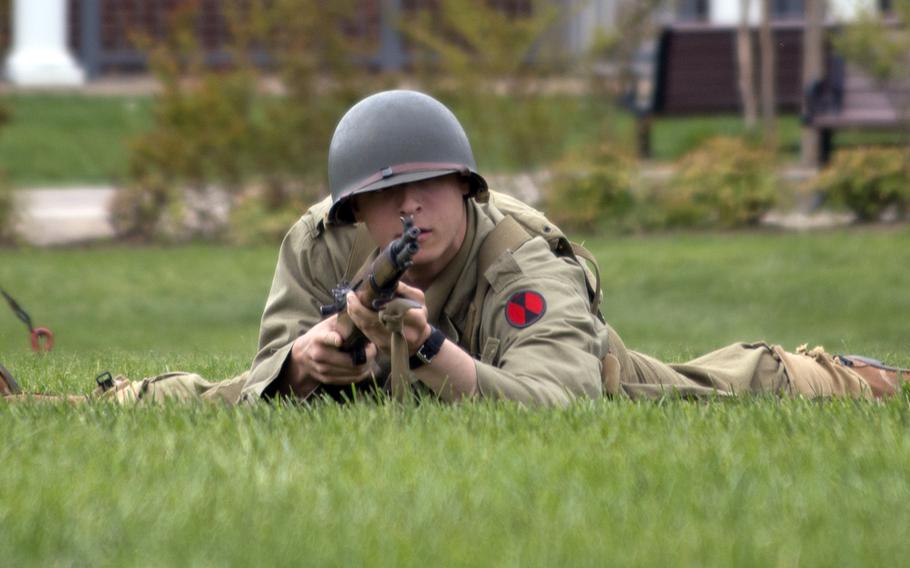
[322,337,376,362]
[316,374,355,386]
[395,281,426,303]
[311,344,364,368]
[317,369,369,385]
[403,308,428,332]
[354,365,376,382]
[346,293,381,329]
[317,330,343,348]
[312,361,361,378]
[346,292,368,315]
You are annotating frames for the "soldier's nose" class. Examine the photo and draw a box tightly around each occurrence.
[399,186,422,216]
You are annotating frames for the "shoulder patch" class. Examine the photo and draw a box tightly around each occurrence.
[505,290,547,328]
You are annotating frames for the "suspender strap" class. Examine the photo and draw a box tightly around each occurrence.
[466,216,532,355]
[570,242,603,316]
[342,224,377,283]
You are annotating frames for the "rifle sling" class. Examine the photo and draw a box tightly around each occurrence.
[342,224,377,285]
[465,215,532,356]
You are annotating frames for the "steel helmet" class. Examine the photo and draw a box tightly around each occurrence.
[327,90,488,225]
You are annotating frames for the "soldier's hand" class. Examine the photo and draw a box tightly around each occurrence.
[346,281,431,355]
[288,315,378,391]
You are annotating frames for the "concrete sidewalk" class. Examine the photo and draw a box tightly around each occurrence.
[9,167,854,247]
[14,187,117,246]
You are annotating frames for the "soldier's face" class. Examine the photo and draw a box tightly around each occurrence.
[353,174,470,276]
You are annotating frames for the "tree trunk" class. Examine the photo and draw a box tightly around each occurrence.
[759,0,777,149]
[801,0,825,167]
[737,0,758,130]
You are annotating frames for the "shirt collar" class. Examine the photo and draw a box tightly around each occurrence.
[423,200,495,340]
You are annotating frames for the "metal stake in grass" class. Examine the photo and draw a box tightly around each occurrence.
[1,286,54,352]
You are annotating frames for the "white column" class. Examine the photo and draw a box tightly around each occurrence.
[5,0,85,86]
[829,0,877,21]
[710,0,760,26]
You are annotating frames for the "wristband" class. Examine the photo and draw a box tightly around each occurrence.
[409,326,446,370]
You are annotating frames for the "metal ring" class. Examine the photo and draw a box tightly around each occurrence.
[30,327,54,352]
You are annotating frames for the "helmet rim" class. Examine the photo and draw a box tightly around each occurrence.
[327,167,488,225]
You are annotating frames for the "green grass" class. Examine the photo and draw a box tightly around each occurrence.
[586,227,910,362]
[0,244,274,356]
[4,93,901,187]
[2,228,910,565]
[649,114,804,160]
[0,94,152,186]
[4,399,910,566]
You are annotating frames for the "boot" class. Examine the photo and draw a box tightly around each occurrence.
[836,355,909,398]
[1,364,22,396]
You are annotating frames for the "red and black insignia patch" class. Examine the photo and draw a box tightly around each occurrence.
[505,290,547,329]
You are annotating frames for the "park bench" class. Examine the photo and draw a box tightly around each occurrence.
[649,22,804,115]
[640,22,908,165]
[803,59,909,163]
[633,22,803,157]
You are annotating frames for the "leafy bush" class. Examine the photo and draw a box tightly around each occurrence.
[403,0,578,171]
[834,2,910,84]
[0,99,15,245]
[810,148,910,221]
[0,179,16,245]
[542,142,637,232]
[543,136,781,234]
[664,136,778,229]
[115,0,363,241]
[227,182,317,245]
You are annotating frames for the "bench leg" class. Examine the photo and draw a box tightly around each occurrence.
[820,128,833,166]
[636,113,652,160]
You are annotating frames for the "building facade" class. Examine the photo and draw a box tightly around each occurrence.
[2,0,630,85]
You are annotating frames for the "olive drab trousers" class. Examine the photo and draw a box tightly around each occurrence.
[602,325,872,400]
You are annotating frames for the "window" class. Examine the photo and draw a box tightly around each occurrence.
[677,0,709,22]
[773,0,805,19]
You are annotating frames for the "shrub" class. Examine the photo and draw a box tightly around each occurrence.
[542,142,637,232]
[0,99,14,245]
[665,136,778,229]
[109,180,173,241]
[403,0,575,171]
[117,0,364,242]
[810,147,910,221]
[228,181,319,245]
[0,177,16,246]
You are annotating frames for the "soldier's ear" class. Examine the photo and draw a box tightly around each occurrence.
[350,198,362,223]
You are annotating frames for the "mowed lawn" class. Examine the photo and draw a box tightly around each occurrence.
[2,227,910,565]
[0,95,152,186]
[0,93,814,187]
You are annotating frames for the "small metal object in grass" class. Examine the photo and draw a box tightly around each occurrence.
[1,287,55,353]
[95,371,115,392]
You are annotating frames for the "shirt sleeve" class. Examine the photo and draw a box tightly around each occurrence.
[240,213,346,402]
[473,238,605,406]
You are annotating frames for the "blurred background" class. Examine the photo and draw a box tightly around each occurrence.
[0,0,907,360]
[0,0,907,245]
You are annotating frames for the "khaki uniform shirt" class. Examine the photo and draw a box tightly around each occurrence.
[240,193,605,406]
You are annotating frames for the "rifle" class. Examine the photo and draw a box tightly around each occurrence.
[320,215,421,365]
